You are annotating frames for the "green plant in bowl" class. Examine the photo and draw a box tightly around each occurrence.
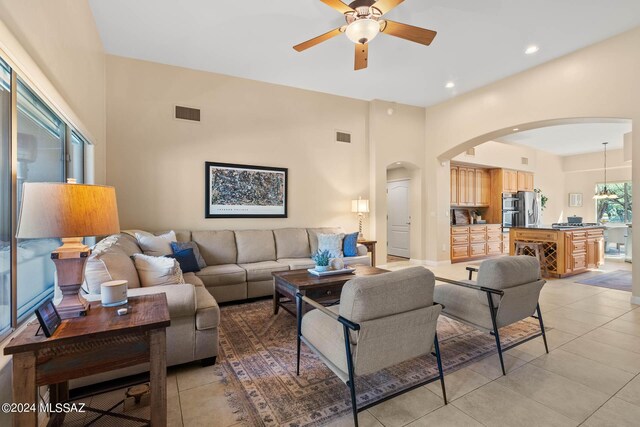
[312,249,331,272]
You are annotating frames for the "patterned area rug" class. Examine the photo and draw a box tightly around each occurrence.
[219,299,545,426]
[576,270,632,291]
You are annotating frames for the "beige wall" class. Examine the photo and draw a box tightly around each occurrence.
[0,0,106,183]
[106,55,370,234]
[423,26,640,299]
[370,100,426,264]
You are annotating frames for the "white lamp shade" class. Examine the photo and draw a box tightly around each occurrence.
[352,199,370,213]
[16,182,120,239]
[345,19,380,44]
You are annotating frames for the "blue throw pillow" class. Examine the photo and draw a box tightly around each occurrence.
[171,241,206,269]
[343,232,359,257]
[166,248,201,273]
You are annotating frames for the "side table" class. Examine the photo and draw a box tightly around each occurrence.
[357,239,377,267]
[4,294,170,427]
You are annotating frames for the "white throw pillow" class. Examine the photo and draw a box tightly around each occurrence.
[132,253,185,287]
[317,233,345,258]
[135,231,176,256]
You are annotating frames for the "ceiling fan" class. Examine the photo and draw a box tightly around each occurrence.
[293,0,437,70]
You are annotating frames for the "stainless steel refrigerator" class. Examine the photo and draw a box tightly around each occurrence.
[518,191,541,227]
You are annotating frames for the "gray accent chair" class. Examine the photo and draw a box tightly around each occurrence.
[434,256,548,375]
[295,267,447,427]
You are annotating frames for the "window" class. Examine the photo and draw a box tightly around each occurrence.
[0,58,10,336]
[16,79,65,320]
[0,56,92,340]
[596,181,632,223]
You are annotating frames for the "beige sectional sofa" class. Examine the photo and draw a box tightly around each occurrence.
[78,226,369,384]
[191,227,370,303]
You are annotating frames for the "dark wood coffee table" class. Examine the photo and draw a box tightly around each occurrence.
[272,265,388,318]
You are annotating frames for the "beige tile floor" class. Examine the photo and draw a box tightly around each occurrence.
[167,258,638,427]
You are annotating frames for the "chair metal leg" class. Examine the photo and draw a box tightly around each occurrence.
[296,293,303,376]
[487,292,506,375]
[343,324,358,427]
[537,303,549,354]
[433,333,447,405]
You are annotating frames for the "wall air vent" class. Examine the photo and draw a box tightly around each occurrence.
[521,157,529,165]
[466,148,475,156]
[175,105,201,122]
[336,131,352,144]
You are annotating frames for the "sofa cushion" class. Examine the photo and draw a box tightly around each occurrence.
[195,285,220,330]
[277,258,316,270]
[85,245,141,294]
[132,253,185,287]
[192,230,237,265]
[182,272,204,287]
[343,255,371,267]
[273,228,311,259]
[196,264,246,287]
[107,233,142,257]
[239,260,289,282]
[125,284,196,319]
[307,227,342,254]
[235,230,276,264]
[136,231,176,256]
[171,241,206,269]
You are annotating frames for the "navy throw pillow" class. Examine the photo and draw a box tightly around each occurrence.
[343,232,359,257]
[166,248,201,273]
[171,241,206,269]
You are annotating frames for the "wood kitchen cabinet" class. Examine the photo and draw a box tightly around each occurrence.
[503,169,518,192]
[451,224,503,262]
[450,167,458,206]
[517,171,535,191]
[450,164,490,207]
[475,169,491,206]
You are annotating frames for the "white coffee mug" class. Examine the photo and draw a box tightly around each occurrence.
[101,280,128,307]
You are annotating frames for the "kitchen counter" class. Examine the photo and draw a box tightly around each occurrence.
[511,225,605,231]
[509,227,605,277]
[451,223,501,227]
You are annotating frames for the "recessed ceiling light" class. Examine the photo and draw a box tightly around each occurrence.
[396,162,401,165]
[445,81,455,89]
[513,128,519,131]
[525,45,539,55]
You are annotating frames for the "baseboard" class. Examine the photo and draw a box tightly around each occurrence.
[631,295,640,305]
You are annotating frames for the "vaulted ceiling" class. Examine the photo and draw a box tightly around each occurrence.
[89,0,640,107]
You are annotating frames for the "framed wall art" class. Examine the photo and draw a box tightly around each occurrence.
[205,162,288,218]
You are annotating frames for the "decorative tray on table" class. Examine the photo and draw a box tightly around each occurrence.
[307,267,356,277]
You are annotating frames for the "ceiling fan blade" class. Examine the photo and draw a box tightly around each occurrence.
[293,28,343,52]
[371,0,405,15]
[320,0,355,14]
[381,20,437,45]
[355,43,368,70]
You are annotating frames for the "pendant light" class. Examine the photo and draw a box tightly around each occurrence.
[593,142,619,199]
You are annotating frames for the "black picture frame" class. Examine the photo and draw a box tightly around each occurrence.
[205,161,288,218]
[34,299,61,338]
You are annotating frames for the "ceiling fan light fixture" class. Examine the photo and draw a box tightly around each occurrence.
[345,18,380,44]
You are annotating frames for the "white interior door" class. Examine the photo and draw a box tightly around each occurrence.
[387,180,410,258]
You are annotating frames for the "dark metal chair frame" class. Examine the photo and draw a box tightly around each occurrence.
[295,292,447,427]
[434,266,549,376]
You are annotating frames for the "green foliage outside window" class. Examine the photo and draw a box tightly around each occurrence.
[596,181,632,223]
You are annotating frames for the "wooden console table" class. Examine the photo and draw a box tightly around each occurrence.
[4,294,170,427]
[357,239,377,267]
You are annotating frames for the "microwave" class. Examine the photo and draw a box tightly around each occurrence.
[502,193,518,210]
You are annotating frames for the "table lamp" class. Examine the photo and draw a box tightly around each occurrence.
[351,197,369,239]
[16,182,120,319]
